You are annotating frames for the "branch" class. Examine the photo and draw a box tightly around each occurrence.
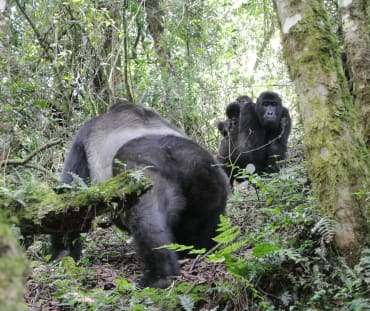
[1,172,152,235]
[122,4,134,102]
[0,139,62,167]
[0,139,62,181]
[15,0,53,61]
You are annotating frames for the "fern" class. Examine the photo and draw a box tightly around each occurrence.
[359,248,370,283]
[344,298,370,311]
[128,166,153,182]
[68,173,89,189]
[278,248,306,264]
[213,215,240,244]
[178,295,194,311]
[155,243,206,255]
[207,237,250,263]
[311,217,336,243]
[252,242,280,258]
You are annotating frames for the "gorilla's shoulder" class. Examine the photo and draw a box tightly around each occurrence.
[109,101,137,112]
[109,102,159,119]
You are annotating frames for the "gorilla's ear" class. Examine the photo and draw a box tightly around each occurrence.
[217,121,228,137]
[226,102,240,119]
[236,95,252,105]
[218,121,225,132]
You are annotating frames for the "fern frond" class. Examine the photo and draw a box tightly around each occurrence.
[311,217,336,243]
[221,237,251,254]
[178,295,194,311]
[359,248,370,283]
[155,243,206,255]
[213,215,240,244]
[128,166,153,181]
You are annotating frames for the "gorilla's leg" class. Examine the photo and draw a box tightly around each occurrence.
[50,232,81,261]
[124,178,183,288]
[51,138,89,261]
[116,168,184,288]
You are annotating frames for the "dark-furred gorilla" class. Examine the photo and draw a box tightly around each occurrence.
[218,91,291,183]
[52,102,230,288]
[217,95,253,138]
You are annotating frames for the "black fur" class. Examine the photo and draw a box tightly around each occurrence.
[53,102,230,288]
[218,91,291,183]
[217,95,252,139]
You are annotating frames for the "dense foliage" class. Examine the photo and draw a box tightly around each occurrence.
[1,0,369,310]
[24,157,370,310]
[2,0,293,164]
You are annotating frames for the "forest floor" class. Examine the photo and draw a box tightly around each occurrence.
[23,185,254,311]
[25,224,233,310]
[23,169,369,311]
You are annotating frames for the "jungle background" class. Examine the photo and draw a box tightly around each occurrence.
[0,0,369,310]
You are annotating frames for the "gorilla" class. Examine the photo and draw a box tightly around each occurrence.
[217,95,253,138]
[217,91,291,183]
[52,102,230,288]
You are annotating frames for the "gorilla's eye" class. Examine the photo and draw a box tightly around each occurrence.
[263,101,277,107]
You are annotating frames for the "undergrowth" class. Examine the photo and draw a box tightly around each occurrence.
[24,161,370,310]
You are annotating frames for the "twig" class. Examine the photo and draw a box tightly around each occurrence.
[0,139,62,182]
[189,243,222,272]
[0,138,62,167]
[15,0,52,61]
[23,163,60,182]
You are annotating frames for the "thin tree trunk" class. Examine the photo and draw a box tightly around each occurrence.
[0,225,28,311]
[338,0,370,146]
[274,0,370,264]
[0,0,14,161]
[144,0,176,74]
[0,2,28,309]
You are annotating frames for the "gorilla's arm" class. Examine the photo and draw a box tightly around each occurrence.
[217,120,229,137]
[225,102,241,143]
[52,119,97,261]
[61,140,89,184]
[61,118,97,184]
[217,102,241,182]
[238,102,267,173]
[279,107,292,147]
[265,107,291,172]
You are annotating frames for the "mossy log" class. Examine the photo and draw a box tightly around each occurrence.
[1,172,152,235]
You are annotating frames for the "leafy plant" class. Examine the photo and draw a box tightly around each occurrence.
[311,217,336,243]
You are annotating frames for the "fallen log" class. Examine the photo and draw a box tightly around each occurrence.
[0,172,152,235]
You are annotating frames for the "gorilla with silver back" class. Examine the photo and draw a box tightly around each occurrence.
[52,102,230,288]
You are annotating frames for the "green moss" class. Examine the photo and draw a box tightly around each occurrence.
[1,171,152,232]
[0,224,28,311]
[277,0,370,258]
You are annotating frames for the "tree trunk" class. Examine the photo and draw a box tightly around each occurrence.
[338,0,370,147]
[92,3,126,107]
[0,2,28,309]
[274,0,370,264]
[0,0,14,161]
[144,0,176,74]
[0,224,28,311]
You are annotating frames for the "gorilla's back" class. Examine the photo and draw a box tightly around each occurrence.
[85,103,186,182]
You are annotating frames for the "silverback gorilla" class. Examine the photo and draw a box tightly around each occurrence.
[218,91,291,183]
[52,102,230,288]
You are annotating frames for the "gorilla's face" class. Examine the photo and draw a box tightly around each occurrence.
[256,92,283,129]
